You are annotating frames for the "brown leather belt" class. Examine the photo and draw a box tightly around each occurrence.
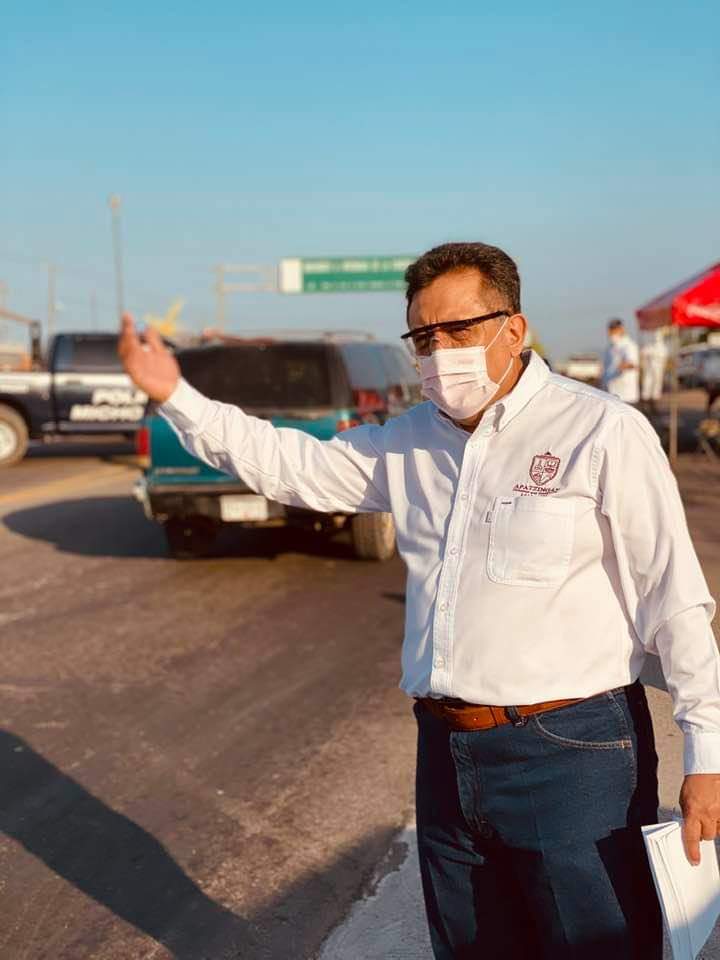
[417,694,586,731]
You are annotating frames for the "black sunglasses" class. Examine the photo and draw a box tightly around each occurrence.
[401,310,511,343]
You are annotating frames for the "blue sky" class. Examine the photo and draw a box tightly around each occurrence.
[1,1,718,360]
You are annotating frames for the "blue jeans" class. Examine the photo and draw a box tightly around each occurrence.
[414,681,663,959]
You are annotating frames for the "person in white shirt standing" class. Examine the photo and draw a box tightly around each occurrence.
[640,330,669,415]
[602,318,640,403]
[119,242,720,960]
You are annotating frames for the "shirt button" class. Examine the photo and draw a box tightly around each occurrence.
[439,602,448,612]
[434,656,445,668]
[460,493,469,501]
[449,546,458,555]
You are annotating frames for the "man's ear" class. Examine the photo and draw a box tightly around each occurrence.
[507,313,528,355]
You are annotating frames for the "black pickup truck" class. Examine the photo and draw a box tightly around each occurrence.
[0,332,149,466]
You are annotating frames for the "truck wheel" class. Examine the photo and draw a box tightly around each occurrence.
[164,517,218,559]
[350,512,396,561]
[0,404,29,467]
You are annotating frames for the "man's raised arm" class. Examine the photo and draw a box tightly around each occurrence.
[118,315,391,515]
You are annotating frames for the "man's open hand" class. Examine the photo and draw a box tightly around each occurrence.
[680,773,720,865]
[118,314,180,404]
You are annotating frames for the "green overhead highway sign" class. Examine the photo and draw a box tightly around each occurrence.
[278,256,415,294]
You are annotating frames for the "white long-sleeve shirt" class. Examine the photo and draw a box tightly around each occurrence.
[159,349,720,774]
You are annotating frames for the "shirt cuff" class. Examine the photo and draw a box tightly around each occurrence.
[158,378,212,433]
[684,731,720,774]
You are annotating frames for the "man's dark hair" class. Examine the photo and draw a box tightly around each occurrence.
[405,242,521,314]
[607,318,624,331]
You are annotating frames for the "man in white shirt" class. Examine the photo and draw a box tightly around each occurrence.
[119,242,720,959]
[602,318,640,403]
[640,330,669,415]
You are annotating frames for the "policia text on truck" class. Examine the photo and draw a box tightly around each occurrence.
[0,330,149,466]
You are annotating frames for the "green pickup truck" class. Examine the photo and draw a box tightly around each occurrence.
[133,331,421,560]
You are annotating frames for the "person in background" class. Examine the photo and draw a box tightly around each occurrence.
[602,318,639,404]
[640,329,669,415]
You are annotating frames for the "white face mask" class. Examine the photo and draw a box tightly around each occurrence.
[418,318,513,420]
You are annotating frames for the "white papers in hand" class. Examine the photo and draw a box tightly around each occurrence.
[642,821,720,959]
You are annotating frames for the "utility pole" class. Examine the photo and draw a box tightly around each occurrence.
[215,264,225,330]
[108,194,125,321]
[0,282,7,342]
[90,291,98,330]
[47,262,57,340]
[669,325,680,468]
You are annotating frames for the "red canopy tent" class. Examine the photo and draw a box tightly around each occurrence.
[637,263,720,330]
[636,262,720,462]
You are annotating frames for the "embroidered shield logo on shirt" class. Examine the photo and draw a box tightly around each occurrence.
[529,452,560,486]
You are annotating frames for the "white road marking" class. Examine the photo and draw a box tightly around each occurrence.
[0,464,131,509]
[317,823,431,960]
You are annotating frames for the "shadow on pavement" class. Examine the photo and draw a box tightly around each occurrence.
[3,497,167,559]
[3,496,358,562]
[211,522,357,563]
[0,729,400,960]
[0,729,250,959]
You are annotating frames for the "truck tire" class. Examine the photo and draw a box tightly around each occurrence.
[164,516,218,559]
[350,511,396,561]
[0,404,29,467]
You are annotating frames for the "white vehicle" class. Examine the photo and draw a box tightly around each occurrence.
[558,354,602,385]
[676,343,710,389]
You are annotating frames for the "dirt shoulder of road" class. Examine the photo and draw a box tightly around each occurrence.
[674,453,720,590]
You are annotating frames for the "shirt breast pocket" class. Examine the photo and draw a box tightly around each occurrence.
[486,496,575,588]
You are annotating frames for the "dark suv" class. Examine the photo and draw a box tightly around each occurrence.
[133,331,421,560]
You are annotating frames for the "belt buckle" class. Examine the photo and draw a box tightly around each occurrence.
[505,705,529,728]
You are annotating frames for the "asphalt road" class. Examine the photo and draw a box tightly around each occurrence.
[3,422,720,960]
[0,443,417,960]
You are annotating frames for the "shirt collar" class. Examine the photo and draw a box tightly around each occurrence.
[491,349,550,432]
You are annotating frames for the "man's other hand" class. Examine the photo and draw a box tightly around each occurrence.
[680,773,720,865]
[118,314,181,404]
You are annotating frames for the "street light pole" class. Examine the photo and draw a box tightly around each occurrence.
[108,194,125,321]
[669,325,680,468]
[47,262,57,340]
[215,264,225,330]
[0,282,7,342]
[90,291,98,330]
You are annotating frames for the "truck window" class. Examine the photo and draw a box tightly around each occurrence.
[178,343,334,408]
[54,336,123,373]
[393,346,421,386]
[381,345,420,387]
[339,344,389,392]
